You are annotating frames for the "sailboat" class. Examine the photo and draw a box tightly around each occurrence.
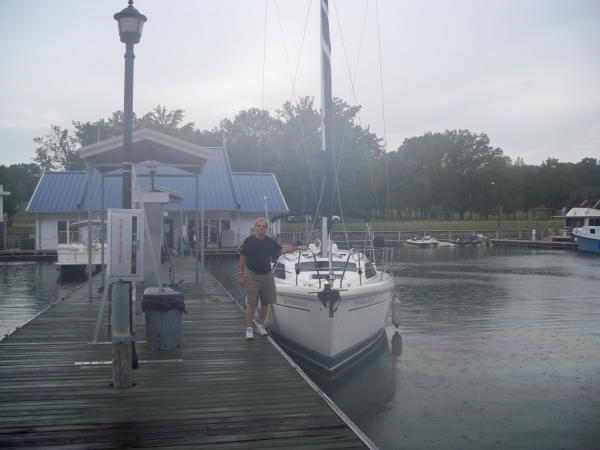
[267,0,395,372]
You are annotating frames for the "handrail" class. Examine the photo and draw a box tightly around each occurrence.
[339,251,354,289]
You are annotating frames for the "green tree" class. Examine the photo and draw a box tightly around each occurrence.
[32,125,84,171]
[390,130,509,219]
[0,163,41,214]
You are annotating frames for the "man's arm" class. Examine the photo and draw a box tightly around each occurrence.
[280,243,307,254]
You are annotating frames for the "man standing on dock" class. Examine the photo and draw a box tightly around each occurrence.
[239,218,303,339]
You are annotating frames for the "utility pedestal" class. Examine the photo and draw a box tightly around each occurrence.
[107,209,145,389]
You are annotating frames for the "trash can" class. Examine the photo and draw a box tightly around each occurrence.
[142,287,185,350]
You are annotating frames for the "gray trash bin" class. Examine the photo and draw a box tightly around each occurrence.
[142,287,185,350]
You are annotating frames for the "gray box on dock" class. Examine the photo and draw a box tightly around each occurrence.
[142,287,185,350]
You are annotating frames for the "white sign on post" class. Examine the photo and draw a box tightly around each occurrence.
[107,209,144,281]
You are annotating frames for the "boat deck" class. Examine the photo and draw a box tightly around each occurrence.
[0,257,369,449]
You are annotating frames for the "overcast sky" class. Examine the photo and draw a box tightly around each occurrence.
[1,0,598,168]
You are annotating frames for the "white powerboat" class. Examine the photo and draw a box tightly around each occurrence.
[567,203,600,254]
[268,1,395,372]
[56,220,106,277]
[405,235,439,247]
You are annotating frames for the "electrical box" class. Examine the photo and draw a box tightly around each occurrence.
[107,209,144,280]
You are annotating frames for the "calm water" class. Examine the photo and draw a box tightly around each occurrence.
[0,262,83,338]
[2,248,599,449]
[207,247,600,450]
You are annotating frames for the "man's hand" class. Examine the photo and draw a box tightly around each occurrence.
[239,272,245,286]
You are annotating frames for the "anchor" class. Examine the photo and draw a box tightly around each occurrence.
[316,283,342,318]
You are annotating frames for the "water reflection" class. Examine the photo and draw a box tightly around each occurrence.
[0,262,76,338]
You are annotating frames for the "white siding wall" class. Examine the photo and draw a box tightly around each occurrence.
[38,215,80,250]
[37,214,93,250]
[39,217,58,250]
[36,211,285,251]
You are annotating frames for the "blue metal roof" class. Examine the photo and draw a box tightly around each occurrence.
[27,149,288,214]
[232,173,289,213]
[27,172,87,213]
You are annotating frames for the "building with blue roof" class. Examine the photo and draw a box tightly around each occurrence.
[27,129,288,251]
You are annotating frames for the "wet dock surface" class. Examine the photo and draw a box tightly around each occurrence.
[0,257,368,449]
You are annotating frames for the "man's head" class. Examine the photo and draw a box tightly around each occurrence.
[254,218,268,239]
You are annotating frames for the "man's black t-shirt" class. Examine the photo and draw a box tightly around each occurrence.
[241,235,282,274]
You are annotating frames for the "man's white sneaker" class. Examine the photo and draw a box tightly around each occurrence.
[245,327,254,339]
[256,323,268,336]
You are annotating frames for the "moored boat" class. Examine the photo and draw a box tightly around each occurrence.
[56,220,106,277]
[568,202,600,254]
[450,233,488,247]
[268,0,395,372]
[405,235,439,247]
[269,244,394,371]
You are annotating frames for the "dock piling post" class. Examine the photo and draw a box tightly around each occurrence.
[111,282,134,388]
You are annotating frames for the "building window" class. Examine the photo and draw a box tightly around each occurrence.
[221,220,230,231]
[57,221,68,244]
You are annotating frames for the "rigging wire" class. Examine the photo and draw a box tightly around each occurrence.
[258,0,269,173]
[375,0,391,215]
[261,0,268,110]
[330,0,380,235]
[272,0,319,209]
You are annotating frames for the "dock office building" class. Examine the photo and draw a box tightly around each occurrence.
[27,129,289,253]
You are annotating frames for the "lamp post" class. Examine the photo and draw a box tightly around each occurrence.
[491,181,501,238]
[264,196,269,235]
[114,0,146,209]
[112,0,146,389]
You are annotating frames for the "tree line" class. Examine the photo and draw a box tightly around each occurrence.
[1,102,599,220]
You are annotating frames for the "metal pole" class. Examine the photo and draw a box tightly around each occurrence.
[122,42,135,209]
[179,200,183,257]
[200,172,205,269]
[2,216,6,251]
[87,163,93,300]
[195,174,199,284]
[115,33,136,390]
[101,172,105,291]
[320,0,334,257]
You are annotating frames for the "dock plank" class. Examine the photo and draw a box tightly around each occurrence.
[0,257,370,449]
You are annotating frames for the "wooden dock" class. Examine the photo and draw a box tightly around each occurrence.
[490,239,578,250]
[0,257,371,449]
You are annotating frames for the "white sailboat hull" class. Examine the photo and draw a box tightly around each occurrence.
[269,274,394,371]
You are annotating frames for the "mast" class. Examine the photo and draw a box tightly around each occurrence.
[320,0,335,256]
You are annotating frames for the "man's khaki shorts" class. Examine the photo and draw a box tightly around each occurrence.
[245,270,277,306]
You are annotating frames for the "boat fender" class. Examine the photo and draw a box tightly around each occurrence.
[391,331,403,357]
[391,295,401,328]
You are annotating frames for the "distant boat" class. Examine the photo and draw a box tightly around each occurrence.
[450,234,488,247]
[568,203,600,254]
[56,220,106,277]
[405,235,439,248]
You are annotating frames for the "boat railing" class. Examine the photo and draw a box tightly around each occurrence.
[279,228,565,245]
